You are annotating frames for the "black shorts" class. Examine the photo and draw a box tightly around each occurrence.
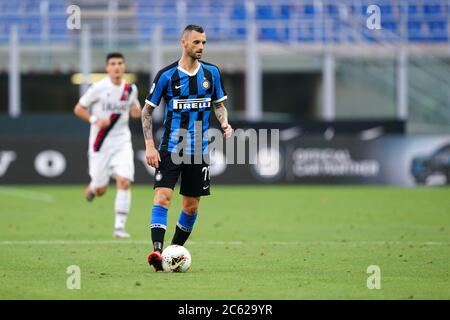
[153,150,211,197]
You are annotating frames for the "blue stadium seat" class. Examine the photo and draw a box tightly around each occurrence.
[209,1,224,10]
[408,20,425,42]
[382,21,398,33]
[428,21,448,40]
[424,4,442,14]
[26,22,41,35]
[278,27,290,42]
[259,27,278,41]
[256,5,275,20]
[325,4,338,16]
[408,4,418,14]
[163,26,179,38]
[48,16,68,40]
[2,15,21,28]
[303,5,314,15]
[48,0,65,13]
[207,24,222,40]
[297,23,315,42]
[279,5,291,19]
[1,2,20,13]
[232,27,246,40]
[358,5,368,15]
[231,4,246,20]
[25,1,40,12]
[428,21,446,32]
[408,21,422,32]
[379,5,393,16]
[25,15,40,36]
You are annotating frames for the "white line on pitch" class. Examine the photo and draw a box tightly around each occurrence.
[0,240,447,246]
[0,187,55,203]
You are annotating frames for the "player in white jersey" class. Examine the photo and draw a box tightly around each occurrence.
[73,53,141,238]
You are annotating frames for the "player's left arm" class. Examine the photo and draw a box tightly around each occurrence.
[130,103,141,119]
[214,101,233,138]
[212,66,232,138]
[129,84,142,119]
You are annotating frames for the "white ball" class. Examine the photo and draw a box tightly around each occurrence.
[161,245,192,273]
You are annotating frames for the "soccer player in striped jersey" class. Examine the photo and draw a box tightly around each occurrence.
[73,53,141,238]
[141,25,233,271]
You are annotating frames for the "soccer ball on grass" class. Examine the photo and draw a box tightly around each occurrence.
[161,245,192,273]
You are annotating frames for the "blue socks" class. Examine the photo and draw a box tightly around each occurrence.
[177,211,198,232]
[151,205,168,251]
[151,205,198,249]
[151,205,168,229]
[171,211,198,245]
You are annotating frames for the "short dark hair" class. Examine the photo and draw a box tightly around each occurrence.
[183,24,204,34]
[106,52,124,63]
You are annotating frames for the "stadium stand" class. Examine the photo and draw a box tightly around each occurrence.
[0,0,448,43]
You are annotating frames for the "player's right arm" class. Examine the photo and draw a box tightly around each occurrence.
[142,70,167,168]
[142,103,161,168]
[73,84,110,129]
[73,103,111,128]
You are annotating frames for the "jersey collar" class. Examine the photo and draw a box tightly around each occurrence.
[177,62,201,77]
[107,76,125,87]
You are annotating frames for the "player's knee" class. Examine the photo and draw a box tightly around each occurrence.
[117,179,130,190]
[182,198,199,215]
[95,187,107,196]
[154,190,172,207]
[183,204,198,215]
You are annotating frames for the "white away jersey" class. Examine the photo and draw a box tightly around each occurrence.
[79,77,139,153]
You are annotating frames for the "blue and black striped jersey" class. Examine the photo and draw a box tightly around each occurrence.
[145,60,227,154]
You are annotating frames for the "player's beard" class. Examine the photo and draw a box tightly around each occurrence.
[188,48,202,60]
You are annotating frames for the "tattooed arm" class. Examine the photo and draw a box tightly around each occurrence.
[214,101,233,138]
[141,103,161,168]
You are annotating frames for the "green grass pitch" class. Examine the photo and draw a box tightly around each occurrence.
[0,185,448,299]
